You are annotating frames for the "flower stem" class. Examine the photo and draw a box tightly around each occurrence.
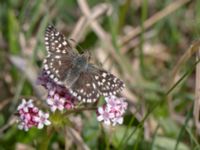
[38,127,54,150]
[64,106,97,115]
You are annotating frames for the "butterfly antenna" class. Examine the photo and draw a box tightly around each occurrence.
[69,38,86,54]
[77,44,85,54]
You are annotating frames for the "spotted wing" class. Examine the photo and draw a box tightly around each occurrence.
[43,54,74,84]
[45,25,75,55]
[93,69,125,97]
[69,71,100,103]
[43,25,79,84]
[69,65,125,103]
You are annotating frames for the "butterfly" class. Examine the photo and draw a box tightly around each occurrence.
[43,25,125,103]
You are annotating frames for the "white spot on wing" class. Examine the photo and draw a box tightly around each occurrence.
[102,72,107,77]
[50,74,54,78]
[54,78,58,82]
[55,32,59,36]
[92,83,96,89]
[44,64,48,69]
[80,89,83,93]
[63,41,67,45]
[86,83,90,87]
[55,55,61,59]
[58,60,62,66]
[95,76,99,79]
[73,92,77,96]
[87,99,92,103]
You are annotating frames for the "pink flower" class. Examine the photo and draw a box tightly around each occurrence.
[17,99,34,112]
[97,96,128,126]
[64,101,74,109]
[33,111,51,129]
[17,99,51,131]
[18,122,29,131]
[37,70,77,111]
[47,95,65,112]
[111,117,124,126]
[97,107,114,125]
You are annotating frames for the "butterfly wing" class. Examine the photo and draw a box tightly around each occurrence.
[43,54,74,83]
[93,69,125,97]
[69,65,125,103]
[70,71,100,102]
[45,25,75,55]
[43,25,78,83]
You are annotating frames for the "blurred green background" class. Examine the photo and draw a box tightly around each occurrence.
[0,0,200,149]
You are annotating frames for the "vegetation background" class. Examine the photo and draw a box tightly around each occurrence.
[0,0,200,149]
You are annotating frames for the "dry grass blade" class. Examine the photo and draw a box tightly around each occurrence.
[0,115,17,137]
[120,0,191,46]
[168,41,200,90]
[9,56,46,99]
[167,41,200,122]
[70,3,111,43]
[78,0,109,40]
[66,127,90,150]
[194,47,200,134]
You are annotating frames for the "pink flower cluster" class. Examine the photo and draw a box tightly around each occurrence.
[97,96,128,126]
[17,99,51,131]
[37,70,77,112]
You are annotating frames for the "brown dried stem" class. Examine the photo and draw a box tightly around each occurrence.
[194,47,200,134]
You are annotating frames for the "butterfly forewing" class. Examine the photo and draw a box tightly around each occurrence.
[43,25,78,83]
[45,25,73,55]
[43,54,74,83]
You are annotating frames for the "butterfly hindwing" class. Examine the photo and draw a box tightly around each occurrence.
[69,65,125,102]
[70,72,100,103]
[93,69,125,97]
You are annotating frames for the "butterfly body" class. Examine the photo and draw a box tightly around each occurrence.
[63,55,88,88]
[43,25,125,102]
[72,55,88,71]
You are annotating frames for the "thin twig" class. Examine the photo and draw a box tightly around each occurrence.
[66,127,90,150]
